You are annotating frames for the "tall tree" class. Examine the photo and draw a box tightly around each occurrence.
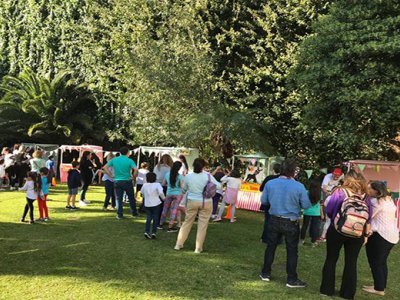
[293,0,400,165]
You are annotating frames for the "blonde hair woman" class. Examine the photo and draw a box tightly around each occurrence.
[30,150,46,173]
[320,170,372,299]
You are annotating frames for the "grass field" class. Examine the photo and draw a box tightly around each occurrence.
[0,184,399,300]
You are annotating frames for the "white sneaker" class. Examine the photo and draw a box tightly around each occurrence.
[213,217,222,222]
[83,200,91,204]
[79,200,87,207]
[174,245,183,251]
[9,186,16,191]
[194,248,202,254]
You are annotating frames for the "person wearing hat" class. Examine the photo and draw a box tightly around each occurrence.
[321,168,343,197]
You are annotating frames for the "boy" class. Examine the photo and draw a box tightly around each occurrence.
[66,161,81,210]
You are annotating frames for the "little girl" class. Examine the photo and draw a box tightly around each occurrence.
[214,169,242,223]
[19,171,40,224]
[37,167,50,221]
[141,172,165,239]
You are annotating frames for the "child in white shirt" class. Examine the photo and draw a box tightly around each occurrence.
[141,172,165,239]
[19,171,39,224]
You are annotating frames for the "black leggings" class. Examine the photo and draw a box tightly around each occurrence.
[21,197,35,221]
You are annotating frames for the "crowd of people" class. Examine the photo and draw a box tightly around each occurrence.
[1,144,399,299]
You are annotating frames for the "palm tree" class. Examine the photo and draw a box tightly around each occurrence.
[0,68,104,144]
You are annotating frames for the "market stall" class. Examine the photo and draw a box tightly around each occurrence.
[59,144,103,182]
[233,153,284,212]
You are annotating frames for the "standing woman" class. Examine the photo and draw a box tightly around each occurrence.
[363,181,399,296]
[102,153,116,211]
[154,154,173,220]
[30,150,46,173]
[14,145,30,188]
[320,171,371,299]
[174,158,221,253]
[178,154,189,176]
[79,151,94,206]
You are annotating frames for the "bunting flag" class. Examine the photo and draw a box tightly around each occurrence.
[358,164,366,171]
[375,165,380,172]
[305,170,313,179]
[239,157,245,163]
[250,159,257,165]
[320,168,327,174]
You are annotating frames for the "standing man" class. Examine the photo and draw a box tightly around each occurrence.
[103,147,138,219]
[259,159,311,288]
[321,167,343,198]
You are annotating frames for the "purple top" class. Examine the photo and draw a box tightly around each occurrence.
[326,188,372,223]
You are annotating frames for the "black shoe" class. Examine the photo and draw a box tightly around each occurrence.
[132,212,139,217]
[70,206,79,210]
[65,205,72,210]
[286,279,306,288]
[151,233,156,239]
[167,227,178,233]
[259,273,271,282]
[144,233,151,239]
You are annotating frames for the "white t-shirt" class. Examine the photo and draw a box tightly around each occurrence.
[19,181,37,199]
[141,182,164,207]
[137,168,149,185]
[221,176,242,189]
[370,197,399,244]
[4,153,14,168]
[0,165,5,177]
[321,173,343,193]
[154,165,171,184]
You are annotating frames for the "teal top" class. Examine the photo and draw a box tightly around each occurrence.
[164,172,183,196]
[304,202,321,216]
[41,177,49,195]
[106,156,137,181]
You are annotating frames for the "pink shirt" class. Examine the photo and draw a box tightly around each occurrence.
[370,197,399,244]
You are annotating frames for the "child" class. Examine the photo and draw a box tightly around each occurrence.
[66,161,81,210]
[0,158,9,190]
[19,172,40,224]
[137,162,149,212]
[46,155,56,185]
[160,161,183,232]
[214,169,242,223]
[300,177,323,246]
[141,172,165,239]
[37,167,50,221]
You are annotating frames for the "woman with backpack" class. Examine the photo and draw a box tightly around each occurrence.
[363,181,399,296]
[320,170,372,300]
[174,158,221,253]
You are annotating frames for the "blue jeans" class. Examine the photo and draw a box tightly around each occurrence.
[103,180,116,208]
[115,180,137,217]
[300,215,322,243]
[262,216,300,282]
[145,205,161,234]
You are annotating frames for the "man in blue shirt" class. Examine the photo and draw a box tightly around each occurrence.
[103,147,138,219]
[259,159,311,288]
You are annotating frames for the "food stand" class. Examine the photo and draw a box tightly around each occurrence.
[59,145,103,182]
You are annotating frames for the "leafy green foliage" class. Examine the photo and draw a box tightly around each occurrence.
[0,68,103,144]
[293,0,400,165]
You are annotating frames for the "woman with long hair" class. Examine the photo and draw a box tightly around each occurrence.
[159,161,183,232]
[178,154,189,176]
[154,154,173,220]
[320,170,372,299]
[79,151,94,206]
[363,181,399,296]
[300,176,323,245]
[174,158,221,253]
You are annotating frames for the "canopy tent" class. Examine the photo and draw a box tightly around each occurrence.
[21,143,60,175]
[349,160,400,198]
[135,146,199,171]
[59,144,103,182]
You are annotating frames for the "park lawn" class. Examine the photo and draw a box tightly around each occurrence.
[0,185,399,300]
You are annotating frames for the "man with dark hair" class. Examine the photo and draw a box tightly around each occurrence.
[103,146,138,219]
[259,159,311,288]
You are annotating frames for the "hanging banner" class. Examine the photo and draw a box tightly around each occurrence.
[305,170,313,179]
[358,164,366,171]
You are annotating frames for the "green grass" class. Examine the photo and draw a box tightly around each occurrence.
[0,184,399,300]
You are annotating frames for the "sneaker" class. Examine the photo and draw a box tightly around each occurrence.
[102,207,108,212]
[44,218,49,222]
[20,218,26,223]
[151,233,156,239]
[70,206,79,210]
[65,205,72,210]
[174,245,183,250]
[79,200,87,207]
[132,212,139,217]
[144,233,151,239]
[116,215,123,220]
[9,186,16,191]
[83,200,91,204]
[157,225,164,230]
[286,279,307,288]
[362,287,385,296]
[259,274,271,282]
[29,220,35,224]
[213,217,222,222]
[230,219,237,223]
[167,227,178,233]
[194,248,202,254]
